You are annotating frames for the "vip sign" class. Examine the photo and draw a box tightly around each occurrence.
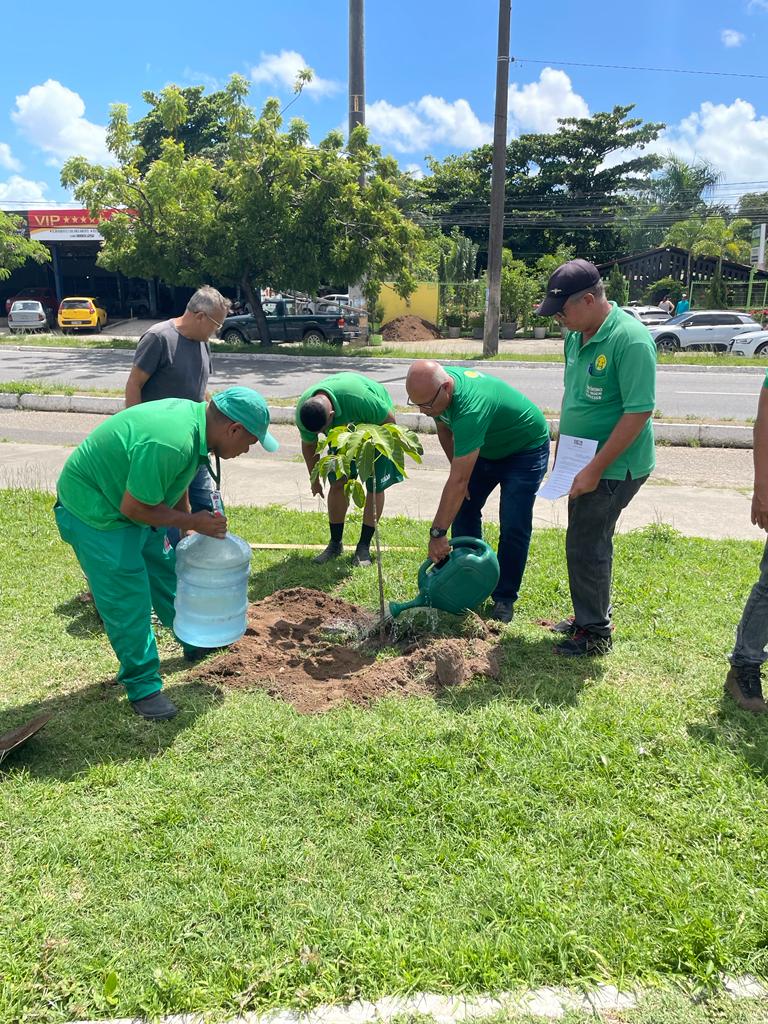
[27,209,106,242]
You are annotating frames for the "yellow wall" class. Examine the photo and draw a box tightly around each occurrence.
[379,282,439,325]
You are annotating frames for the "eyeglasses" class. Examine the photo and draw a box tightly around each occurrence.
[407,383,445,410]
[202,312,224,330]
[554,293,588,321]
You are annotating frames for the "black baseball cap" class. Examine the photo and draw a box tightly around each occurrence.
[535,259,602,316]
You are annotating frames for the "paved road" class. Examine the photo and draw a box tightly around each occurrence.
[0,410,764,541]
[0,345,765,420]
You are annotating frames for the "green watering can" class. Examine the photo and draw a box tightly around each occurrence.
[389,536,500,618]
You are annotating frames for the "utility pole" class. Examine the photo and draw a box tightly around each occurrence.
[349,0,365,138]
[483,0,511,357]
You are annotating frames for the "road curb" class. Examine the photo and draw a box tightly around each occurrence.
[3,342,768,374]
[65,974,768,1024]
[0,392,755,448]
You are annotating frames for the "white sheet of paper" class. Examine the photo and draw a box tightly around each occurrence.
[537,434,599,500]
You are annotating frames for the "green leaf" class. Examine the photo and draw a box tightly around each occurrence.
[345,478,366,508]
[103,971,118,1003]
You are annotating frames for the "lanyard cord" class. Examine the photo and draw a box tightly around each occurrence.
[206,452,221,488]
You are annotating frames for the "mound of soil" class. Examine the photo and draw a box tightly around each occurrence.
[381,314,441,344]
[195,587,500,714]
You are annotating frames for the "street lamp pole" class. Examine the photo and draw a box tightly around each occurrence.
[349,0,365,138]
[483,0,511,357]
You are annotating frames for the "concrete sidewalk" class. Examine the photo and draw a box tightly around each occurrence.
[1,418,763,543]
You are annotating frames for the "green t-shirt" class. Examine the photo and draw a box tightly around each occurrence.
[560,303,656,480]
[57,398,209,530]
[436,367,550,459]
[296,372,394,442]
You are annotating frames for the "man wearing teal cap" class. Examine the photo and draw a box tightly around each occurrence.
[55,386,279,721]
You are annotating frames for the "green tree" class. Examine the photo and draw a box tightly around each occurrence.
[663,217,712,287]
[412,105,665,265]
[0,211,51,282]
[737,192,768,224]
[653,155,723,217]
[312,423,423,641]
[605,263,628,304]
[692,216,752,271]
[61,76,424,345]
[500,251,538,329]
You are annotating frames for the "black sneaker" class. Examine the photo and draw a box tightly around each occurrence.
[131,692,178,721]
[554,629,612,657]
[725,664,768,714]
[352,546,373,567]
[313,541,343,564]
[489,600,514,623]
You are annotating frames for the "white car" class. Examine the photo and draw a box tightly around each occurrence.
[621,305,671,327]
[648,311,762,352]
[7,299,53,333]
[729,330,768,357]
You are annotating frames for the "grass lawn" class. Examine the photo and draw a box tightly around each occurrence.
[2,495,768,1023]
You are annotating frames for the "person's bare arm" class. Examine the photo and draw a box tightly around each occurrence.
[435,420,455,462]
[569,412,652,498]
[302,440,324,497]
[124,365,151,408]
[752,388,768,531]
[119,492,226,537]
[428,449,480,563]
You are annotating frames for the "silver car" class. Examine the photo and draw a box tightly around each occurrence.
[621,305,671,327]
[8,299,53,334]
[729,330,768,357]
[648,310,762,352]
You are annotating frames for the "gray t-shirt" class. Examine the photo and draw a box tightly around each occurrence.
[134,319,211,404]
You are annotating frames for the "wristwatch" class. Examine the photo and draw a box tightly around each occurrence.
[429,527,448,539]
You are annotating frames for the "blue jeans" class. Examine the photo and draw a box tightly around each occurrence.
[731,540,768,666]
[166,464,216,548]
[451,441,550,604]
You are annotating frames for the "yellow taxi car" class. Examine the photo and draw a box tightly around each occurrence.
[58,296,108,334]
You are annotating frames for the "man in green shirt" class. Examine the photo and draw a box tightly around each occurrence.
[405,360,550,622]
[536,259,656,656]
[296,372,400,566]
[55,387,279,720]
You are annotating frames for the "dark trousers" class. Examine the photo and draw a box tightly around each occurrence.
[452,441,550,604]
[566,475,648,636]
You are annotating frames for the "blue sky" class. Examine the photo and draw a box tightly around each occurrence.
[1,0,767,208]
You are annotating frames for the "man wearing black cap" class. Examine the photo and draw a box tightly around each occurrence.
[536,259,656,656]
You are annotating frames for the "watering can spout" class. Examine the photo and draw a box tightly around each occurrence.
[389,594,428,618]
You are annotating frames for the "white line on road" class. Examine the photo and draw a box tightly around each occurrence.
[676,390,760,396]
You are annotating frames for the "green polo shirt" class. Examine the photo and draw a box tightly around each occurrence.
[57,398,209,530]
[436,367,549,459]
[296,372,393,442]
[560,303,656,480]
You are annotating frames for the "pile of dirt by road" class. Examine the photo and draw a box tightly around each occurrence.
[381,315,442,344]
[195,587,500,714]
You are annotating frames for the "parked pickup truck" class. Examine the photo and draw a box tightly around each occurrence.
[218,298,360,346]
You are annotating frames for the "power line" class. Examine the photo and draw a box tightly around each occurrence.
[512,56,768,81]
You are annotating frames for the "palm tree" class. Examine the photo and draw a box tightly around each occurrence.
[663,216,710,287]
[691,217,752,272]
[654,155,724,217]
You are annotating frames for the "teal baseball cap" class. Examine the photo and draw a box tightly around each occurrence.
[211,387,280,451]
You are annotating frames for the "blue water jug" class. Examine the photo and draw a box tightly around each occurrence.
[173,532,252,647]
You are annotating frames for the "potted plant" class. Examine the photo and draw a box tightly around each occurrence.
[469,313,485,340]
[531,314,549,340]
[445,312,463,339]
[312,423,424,642]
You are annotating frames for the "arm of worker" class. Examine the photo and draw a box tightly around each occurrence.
[428,449,480,563]
[119,491,227,538]
[124,365,151,408]
[752,387,768,531]
[569,412,652,497]
[301,440,324,497]
[435,420,454,462]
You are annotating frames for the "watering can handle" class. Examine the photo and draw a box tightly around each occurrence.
[419,535,485,581]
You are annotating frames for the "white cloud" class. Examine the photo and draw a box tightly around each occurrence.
[508,68,589,134]
[404,162,425,179]
[11,80,110,164]
[721,28,746,47]
[0,174,48,204]
[366,96,492,153]
[0,143,22,173]
[661,98,768,185]
[250,51,340,98]
[748,0,768,11]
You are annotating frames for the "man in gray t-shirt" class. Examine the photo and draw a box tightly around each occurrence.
[125,285,230,544]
